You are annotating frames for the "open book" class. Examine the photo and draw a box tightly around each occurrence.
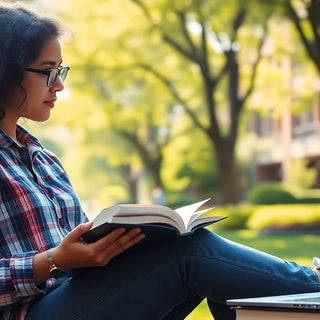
[82,198,227,243]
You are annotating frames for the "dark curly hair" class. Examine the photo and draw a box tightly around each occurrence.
[0,2,61,120]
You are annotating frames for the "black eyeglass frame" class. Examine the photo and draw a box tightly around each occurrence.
[24,66,70,87]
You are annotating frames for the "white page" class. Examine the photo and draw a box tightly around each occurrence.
[175,198,213,230]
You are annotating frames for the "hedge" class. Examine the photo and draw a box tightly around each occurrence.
[247,204,320,231]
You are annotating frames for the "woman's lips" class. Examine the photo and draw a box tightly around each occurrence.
[44,99,56,108]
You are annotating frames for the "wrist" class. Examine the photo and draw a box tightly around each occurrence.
[47,248,66,278]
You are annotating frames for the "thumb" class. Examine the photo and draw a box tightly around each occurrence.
[67,222,93,242]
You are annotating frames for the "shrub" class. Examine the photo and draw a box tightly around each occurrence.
[298,197,320,204]
[211,204,255,230]
[290,158,317,190]
[247,183,296,205]
[292,188,320,204]
[247,204,320,231]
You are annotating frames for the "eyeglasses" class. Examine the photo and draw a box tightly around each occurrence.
[24,66,70,87]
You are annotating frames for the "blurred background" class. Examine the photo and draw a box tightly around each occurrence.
[14,0,319,210]
[10,0,320,318]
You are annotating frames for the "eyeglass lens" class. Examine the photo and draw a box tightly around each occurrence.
[48,67,69,87]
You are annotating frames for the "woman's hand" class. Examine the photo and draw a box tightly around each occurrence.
[54,222,145,270]
[32,223,145,285]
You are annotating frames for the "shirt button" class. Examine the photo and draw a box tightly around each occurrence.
[58,218,65,228]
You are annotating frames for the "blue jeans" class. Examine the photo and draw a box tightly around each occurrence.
[26,229,320,320]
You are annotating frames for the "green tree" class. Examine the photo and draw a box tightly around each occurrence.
[54,0,222,202]
[123,0,271,203]
[285,0,320,75]
[53,0,273,204]
[50,0,317,205]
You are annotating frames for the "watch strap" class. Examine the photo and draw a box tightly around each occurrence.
[47,248,65,278]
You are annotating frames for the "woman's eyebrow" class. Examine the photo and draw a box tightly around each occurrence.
[38,60,63,67]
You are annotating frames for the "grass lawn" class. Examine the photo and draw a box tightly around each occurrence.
[185,229,320,320]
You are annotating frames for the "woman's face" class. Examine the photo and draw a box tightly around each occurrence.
[8,37,64,123]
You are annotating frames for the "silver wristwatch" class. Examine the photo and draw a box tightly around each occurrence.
[47,248,66,278]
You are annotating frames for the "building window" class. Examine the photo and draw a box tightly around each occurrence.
[292,108,316,137]
[257,113,275,137]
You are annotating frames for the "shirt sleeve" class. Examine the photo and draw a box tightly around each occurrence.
[0,251,53,309]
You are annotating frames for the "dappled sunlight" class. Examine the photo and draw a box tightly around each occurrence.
[237,229,257,239]
[271,240,288,249]
[220,230,320,263]
[294,258,313,267]
[303,234,320,243]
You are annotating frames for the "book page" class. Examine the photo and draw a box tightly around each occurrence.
[111,215,181,230]
[175,198,214,231]
[93,199,215,232]
[114,204,175,217]
[93,204,180,229]
[188,216,225,231]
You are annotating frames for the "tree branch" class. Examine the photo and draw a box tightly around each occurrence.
[177,10,198,60]
[241,13,270,104]
[287,0,320,72]
[113,127,163,171]
[136,63,207,132]
[308,0,320,55]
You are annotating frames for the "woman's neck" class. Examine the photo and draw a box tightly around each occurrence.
[0,118,18,141]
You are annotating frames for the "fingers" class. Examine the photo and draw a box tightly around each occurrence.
[107,228,145,259]
[58,226,145,269]
[92,227,145,265]
[96,227,127,245]
[94,227,142,249]
[66,222,93,242]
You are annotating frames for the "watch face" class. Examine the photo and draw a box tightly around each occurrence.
[50,267,66,278]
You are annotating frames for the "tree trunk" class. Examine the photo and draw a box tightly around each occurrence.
[214,142,241,204]
[128,179,139,203]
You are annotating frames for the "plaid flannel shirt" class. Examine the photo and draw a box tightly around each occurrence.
[0,125,86,319]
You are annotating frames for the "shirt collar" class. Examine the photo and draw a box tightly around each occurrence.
[0,124,44,150]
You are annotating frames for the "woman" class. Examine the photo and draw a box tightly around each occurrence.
[0,2,319,320]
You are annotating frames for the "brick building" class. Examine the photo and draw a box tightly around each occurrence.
[249,92,320,187]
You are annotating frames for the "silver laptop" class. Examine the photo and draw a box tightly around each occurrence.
[227,292,320,311]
